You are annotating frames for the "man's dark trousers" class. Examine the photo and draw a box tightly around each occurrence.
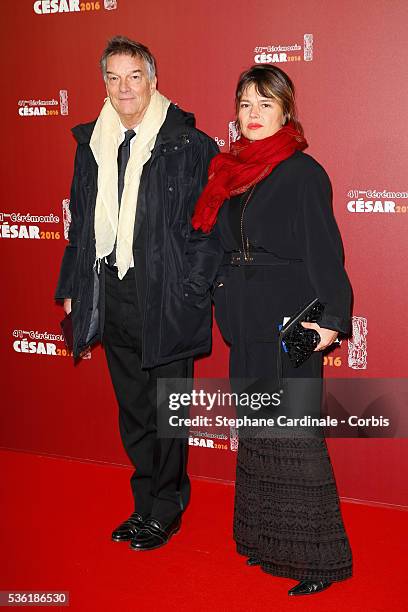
[103,262,191,525]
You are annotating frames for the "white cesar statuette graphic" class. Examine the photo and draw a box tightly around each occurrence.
[59,90,69,115]
[303,34,313,61]
[228,121,239,148]
[229,425,238,452]
[348,316,368,370]
[62,199,71,240]
[104,0,117,8]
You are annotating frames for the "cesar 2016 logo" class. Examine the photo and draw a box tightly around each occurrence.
[33,0,117,14]
[346,189,408,214]
[12,329,66,357]
[12,329,91,360]
[18,90,68,117]
[253,34,313,64]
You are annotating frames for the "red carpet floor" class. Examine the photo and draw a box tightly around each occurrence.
[0,449,406,611]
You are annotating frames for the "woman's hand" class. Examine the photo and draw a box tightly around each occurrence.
[301,322,338,351]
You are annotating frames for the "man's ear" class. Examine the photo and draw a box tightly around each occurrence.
[150,76,157,94]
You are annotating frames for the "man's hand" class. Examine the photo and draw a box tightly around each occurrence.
[63,298,72,315]
[79,346,91,358]
[301,322,338,351]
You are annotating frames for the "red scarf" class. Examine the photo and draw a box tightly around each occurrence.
[192,123,308,232]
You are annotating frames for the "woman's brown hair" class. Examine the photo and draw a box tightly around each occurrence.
[235,64,303,135]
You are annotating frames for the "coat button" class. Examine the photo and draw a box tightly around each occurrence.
[174,145,178,150]
[168,186,174,192]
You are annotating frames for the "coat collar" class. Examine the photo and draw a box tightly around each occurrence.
[71,103,195,146]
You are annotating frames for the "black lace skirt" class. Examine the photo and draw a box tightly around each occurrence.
[233,431,353,582]
[214,263,353,582]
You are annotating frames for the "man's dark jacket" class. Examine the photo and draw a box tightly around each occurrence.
[55,103,220,367]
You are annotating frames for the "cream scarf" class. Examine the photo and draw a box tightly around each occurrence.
[91,91,170,279]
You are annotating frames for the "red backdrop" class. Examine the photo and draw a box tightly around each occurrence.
[1,0,407,507]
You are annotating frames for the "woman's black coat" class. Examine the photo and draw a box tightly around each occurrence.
[186,151,353,339]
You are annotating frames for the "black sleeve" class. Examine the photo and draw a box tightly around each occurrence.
[183,225,224,297]
[186,132,219,218]
[182,134,224,297]
[296,164,353,335]
[54,145,81,300]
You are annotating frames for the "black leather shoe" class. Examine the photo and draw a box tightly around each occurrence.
[129,516,181,551]
[246,557,261,566]
[111,512,145,542]
[288,580,332,596]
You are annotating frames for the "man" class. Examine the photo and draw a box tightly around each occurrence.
[55,36,218,551]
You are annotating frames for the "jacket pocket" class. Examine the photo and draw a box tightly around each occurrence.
[158,281,211,359]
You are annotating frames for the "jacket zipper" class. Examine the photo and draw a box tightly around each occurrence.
[240,184,256,261]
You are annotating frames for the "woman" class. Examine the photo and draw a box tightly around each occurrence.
[186,64,353,596]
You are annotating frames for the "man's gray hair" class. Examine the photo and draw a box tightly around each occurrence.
[100,36,157,82]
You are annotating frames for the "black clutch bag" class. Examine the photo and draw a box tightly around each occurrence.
[279,298,325,368]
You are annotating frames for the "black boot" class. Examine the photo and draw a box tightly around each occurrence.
[288,580,332,596]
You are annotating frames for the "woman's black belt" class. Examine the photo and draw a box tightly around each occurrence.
[222,251,303,266]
